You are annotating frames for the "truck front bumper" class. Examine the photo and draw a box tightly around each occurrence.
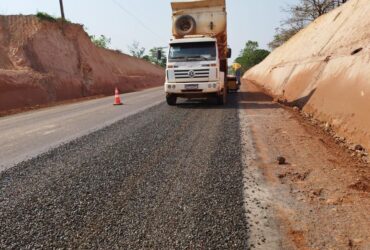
[165,82,222,94]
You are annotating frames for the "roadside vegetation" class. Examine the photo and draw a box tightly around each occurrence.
[36,11,71,23]
[128,41,166,68]
[233,41,270,74]
[36,12,57,22]
[84,32,165,67]
[90,35,111,49]
[269,0,347,49]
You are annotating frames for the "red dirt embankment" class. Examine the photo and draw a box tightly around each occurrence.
[0,15,164,112]
[245,0,370,151]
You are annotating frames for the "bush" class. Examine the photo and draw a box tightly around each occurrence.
[36,12,57,22]
[90,35,111,49]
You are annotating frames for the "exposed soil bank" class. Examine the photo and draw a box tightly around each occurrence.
[0,15,164,112]
[244,0,370,151]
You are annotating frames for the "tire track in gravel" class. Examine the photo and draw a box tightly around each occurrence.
[0,99,250,249]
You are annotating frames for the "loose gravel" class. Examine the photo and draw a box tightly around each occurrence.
[0,100,250,249]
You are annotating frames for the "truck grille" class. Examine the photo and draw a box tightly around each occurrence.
[174,69,210,79]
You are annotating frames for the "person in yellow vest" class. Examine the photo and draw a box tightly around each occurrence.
[232,63,242,85]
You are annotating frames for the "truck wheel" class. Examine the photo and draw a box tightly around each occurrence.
[166,95,177,106]
[223,87,227,104]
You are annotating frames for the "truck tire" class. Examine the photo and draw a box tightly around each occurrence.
[223,86,227,104]
[166,95,177,106]
[175,15,196,36]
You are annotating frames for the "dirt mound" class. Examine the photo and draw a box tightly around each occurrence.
[244,0,370,151]
[0,15,164,112]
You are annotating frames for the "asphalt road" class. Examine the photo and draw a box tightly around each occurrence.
[0,87,164,171]
[0,96,250,249]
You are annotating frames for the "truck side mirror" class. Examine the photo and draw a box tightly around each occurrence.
[157,50,162,60]
[227,48,232,59]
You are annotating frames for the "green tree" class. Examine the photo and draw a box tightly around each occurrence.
[140,47,167,68]
[127,42,166,67]
[147,47,166,68]
[235,41,270,73]
[142,55,151,62]
[90,35,111,49]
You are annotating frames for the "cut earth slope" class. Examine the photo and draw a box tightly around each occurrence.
[0,15,164,112]
[245,0,370,151]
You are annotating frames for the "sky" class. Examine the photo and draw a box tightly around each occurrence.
[0,0,297,61]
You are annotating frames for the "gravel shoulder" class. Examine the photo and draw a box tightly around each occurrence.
[239,82,370,250]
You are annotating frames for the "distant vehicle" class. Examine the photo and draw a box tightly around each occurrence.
[161,0,231,105]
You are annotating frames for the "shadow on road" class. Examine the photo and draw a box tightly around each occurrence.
[238,89,280,110]
[175,86,280,111]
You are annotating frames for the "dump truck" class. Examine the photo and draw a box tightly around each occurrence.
[163,0,231,105]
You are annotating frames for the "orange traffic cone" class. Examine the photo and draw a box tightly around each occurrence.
[113,87,123,105]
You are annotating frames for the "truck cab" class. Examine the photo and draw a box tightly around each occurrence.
[165,37,225,105]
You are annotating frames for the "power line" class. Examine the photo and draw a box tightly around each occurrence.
[110,0,167,44]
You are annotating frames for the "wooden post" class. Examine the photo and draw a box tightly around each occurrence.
[59,0,65,21]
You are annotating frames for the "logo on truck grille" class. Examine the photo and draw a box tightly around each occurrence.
[188,70,195,78]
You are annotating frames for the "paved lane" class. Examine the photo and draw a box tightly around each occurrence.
[0,87,164,171]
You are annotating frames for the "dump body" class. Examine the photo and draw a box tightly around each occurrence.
[171,0,228,59]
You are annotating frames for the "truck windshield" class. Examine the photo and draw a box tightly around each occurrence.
[168,42,217,62]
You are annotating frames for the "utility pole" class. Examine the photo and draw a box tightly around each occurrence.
[59,0,65,21]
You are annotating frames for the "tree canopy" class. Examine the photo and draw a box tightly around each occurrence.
[143,47,166,68]
[234,41,270,73]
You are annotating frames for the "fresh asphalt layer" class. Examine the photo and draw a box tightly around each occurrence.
[0,97,250,249]
[0,87,164,172]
